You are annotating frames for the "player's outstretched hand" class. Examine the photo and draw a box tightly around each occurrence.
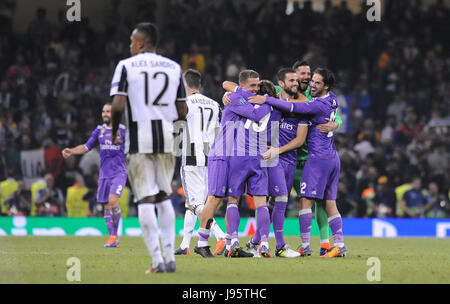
[317,118,338,133]
[62,148,72,159]
[263,146,280,160]
[248,95,266,104]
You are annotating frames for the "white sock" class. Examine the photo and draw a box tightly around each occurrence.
[138,203,163,267]
[180,209,197,249]
[156,199,176,263]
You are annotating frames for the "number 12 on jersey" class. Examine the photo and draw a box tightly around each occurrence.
[141,71,169,106]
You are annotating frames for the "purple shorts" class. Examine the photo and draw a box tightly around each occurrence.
[268,162,297,197]
[97,173,127,203]
[208,157,228,197]
[228,156,268,197]
[300,154,340,200]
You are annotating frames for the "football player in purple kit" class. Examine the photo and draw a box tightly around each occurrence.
[195,70,273,258]
[62,103,127,248]
[246,68,309,258]
[249,68,348,258]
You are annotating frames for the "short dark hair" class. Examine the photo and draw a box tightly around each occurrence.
[258,80,277,98]
[292,60,310,70]
[313,68,336,90]
[239,70,259,84]
[135,22,159,48]
[184,69,202,89]
[277,68,296,82]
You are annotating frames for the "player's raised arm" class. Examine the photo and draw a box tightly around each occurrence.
[228,93,271,122]
[62,126,101,158]
[222,81,238,93]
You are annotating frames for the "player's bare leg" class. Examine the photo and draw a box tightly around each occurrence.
[178,201,226,256]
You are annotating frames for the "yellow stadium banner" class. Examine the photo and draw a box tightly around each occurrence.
[118,186,130,218]
[66,186,89,217]
[0,180,19,214]
[30,182,46,216]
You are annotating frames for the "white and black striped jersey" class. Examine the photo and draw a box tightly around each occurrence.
[110,52,187,154]
[182,93,220,167]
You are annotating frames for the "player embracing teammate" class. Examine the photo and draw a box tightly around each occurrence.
[249,68,347,258]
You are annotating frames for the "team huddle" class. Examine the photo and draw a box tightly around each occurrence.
[62,22,347,274]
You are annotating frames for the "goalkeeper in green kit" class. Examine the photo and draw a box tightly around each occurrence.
[288,61,342,256]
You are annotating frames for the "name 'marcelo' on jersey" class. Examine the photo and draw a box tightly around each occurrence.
[182,93,220,167]
[110,52,187,154]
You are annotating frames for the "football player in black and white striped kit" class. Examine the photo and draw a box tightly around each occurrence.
[175,69,226,256]
[110,23,188,274]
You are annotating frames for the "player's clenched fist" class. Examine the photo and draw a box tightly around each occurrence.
[62,148,72,159]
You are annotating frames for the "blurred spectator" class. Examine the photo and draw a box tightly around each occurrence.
[32,102,52,144]
[7,54,30,92]
[372,176,397,218]
[182,42,205,72]
[0,80,11,109]
[394,109,423,146]
[424,182,449,218]
[56,156,85,196]
[35,173,65,216]
[380,115,397,145]
[337,182,358,217]
[169,179,185,217]
[53,101,78,148]
[356,118,381,145]
[400,176,426,218]
[4,180,31,216]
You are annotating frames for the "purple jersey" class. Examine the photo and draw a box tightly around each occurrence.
[209,88,273,158]
[265,91,339,158]
[85,124,127,179]
[229,88,279,157]
[278,112,308,165]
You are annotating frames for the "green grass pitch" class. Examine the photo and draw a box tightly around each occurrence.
[1,236,449,284]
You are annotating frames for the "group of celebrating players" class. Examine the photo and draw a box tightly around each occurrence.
[61,22,347,274]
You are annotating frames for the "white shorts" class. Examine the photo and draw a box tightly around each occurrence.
[180,165,208,208]
[126,153,175,202]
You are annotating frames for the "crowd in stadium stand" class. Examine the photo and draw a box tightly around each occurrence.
[0,0,449,218]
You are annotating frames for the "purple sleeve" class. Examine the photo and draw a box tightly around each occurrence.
[266,97,321,114]
[85,128,100,150]
[229,91,271,122]
[230,103,271,122]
